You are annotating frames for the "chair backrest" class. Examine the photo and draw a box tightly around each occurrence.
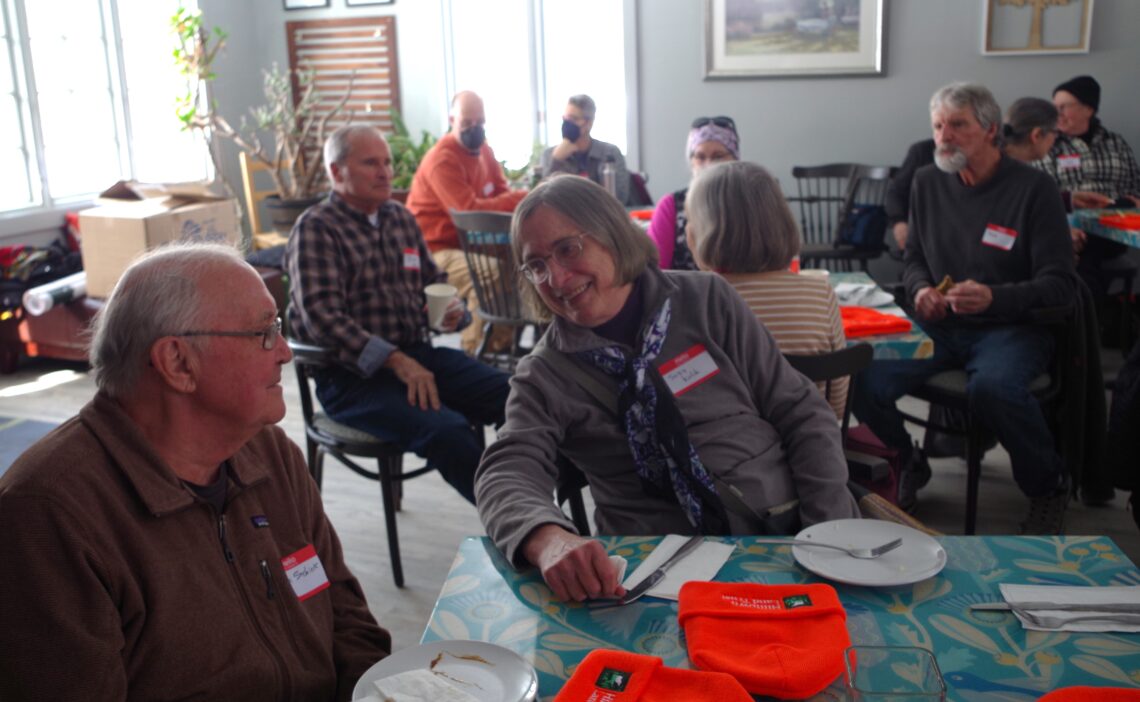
[629,171,654,207]
[832,165,898,251]
[450,210,529,325]
[286,339,334,432]
[239,152,284,250]
[789,163,856,248]
[784,342,873,434]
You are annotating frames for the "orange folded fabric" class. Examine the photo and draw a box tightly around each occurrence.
[1099,213,1140,231]
[629,209,655,221]
[1039,687,1140,701]
[553,649,752,702]
[678,582,850,699]
[840,306,912,338]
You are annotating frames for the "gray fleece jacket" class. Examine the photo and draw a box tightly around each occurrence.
[475,268,858,566]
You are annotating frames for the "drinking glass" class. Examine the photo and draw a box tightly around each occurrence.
[844,645,945,701]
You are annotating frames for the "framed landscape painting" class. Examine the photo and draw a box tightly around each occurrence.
[704,0,885,79]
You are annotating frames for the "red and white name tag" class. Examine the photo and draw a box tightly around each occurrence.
[657,343,719,397]
[1058,153,1081,171]
[402,248,421,271]
[981,223,1018,251]
[281,544,330,601]
[482,181,494,196]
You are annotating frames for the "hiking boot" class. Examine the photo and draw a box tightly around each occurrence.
[1019,484,1071,535]
[896,446,932,513]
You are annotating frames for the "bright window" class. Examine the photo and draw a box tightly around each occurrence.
[1,0,207,215]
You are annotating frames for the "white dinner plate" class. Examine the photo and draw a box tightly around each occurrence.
[833,282,896,308]
[352,640,538,702]
[791,519,947,587]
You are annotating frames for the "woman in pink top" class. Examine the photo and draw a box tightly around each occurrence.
[686,161,848,419]
[647,116,740,270]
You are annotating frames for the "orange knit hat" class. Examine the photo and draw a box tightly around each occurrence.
[1039,688,1140,701]
[678,581,851,699]
[553,649,753,702]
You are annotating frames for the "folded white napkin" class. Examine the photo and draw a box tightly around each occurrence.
[999,584,1140,632]
[609,554,628,583]
[834,282,894,308]
[370,668,480,702]
[621,535,735,600]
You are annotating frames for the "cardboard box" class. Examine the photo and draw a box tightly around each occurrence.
[78,181,239,298]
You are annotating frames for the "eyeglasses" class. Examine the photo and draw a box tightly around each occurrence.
[691,116,736,131]
[519,234,587,285]
[175,317,282,351]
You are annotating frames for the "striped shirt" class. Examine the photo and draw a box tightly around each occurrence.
[284,193,444,376]
[1034,122,1140,199]
[721,270,847,419]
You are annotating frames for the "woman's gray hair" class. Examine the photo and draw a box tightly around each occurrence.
[930,82,1003,145]
[324,124,384,177]
[89,242,247,398]
[686,161,800,273]
[510,174,658,322]
[1003,97,1058,145]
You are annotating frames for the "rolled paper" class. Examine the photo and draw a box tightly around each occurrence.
[22,271,87,316]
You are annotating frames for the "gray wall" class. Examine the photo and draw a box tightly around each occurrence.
[637,0,1140,198]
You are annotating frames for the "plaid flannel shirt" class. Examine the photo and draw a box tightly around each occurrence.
[285,193,444,376]
[1034,122,1140,199]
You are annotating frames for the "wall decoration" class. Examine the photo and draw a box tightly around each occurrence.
[284,0,329,10]
[704,0,885,79]
[346,0,394,6]
[983,0,1093,54]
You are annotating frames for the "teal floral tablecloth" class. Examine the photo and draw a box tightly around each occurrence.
[831,272,933,360]
[1071,209,1140,249]
[423,535,1140,700]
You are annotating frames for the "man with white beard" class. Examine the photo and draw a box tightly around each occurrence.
[851,82,1075,533]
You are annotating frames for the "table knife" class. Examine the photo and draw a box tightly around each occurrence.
[587,535,704,608]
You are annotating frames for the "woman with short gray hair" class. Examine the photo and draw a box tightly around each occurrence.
[475,174,857,603]
[687,161,847,419]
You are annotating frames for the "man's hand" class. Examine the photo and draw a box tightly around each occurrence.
[892,221,909,251]
[521,524,625,602]
[384,351,440,411]
[1070,228,1087,257]
[944,279,993,316]
[437,297,465,333]
[1071,190,1114,209]
[551,139,579,161]
[1126,195,1140,208]
[913,286,947,322]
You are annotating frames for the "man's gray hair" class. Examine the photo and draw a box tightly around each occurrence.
[568,94,597,121]
[89,242,247,398]
[687,161,800,273]
[324,124,384,178]
[510,174,657,322]
[930,82,1003,144]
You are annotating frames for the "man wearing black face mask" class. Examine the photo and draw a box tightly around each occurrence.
[408,90,527,355]
[540,94,632,206]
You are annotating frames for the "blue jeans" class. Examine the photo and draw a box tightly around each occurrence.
[851,322,1063,498]
[315,344,510,504]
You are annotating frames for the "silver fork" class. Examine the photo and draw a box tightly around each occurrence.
[752,537,903,559]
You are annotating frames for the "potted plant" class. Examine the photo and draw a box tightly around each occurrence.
[171,6,352,236]
[387,109,437,203]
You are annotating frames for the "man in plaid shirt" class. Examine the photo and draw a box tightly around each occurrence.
[285,125,510,503]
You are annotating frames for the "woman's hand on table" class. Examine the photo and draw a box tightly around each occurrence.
[522,524,626,602]
[1071,190,1114,209]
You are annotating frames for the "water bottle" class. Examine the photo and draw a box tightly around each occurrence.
[601,159,617,199]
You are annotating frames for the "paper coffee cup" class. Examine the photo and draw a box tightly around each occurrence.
[424,283,458,328]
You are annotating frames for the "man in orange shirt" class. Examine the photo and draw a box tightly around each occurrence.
[407,90,527,354]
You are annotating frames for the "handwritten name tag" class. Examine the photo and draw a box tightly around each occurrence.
[483,181,494,196]
[402,248,421,271]
[658,343,720,397]
[981,223,1018,251]
[1058,153,1081,171]
[280,544,330,601]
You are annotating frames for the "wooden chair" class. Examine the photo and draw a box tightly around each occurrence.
[239,152,289,250]
[791,164,896,272]
[450,210,541,371]
[288,339,432,587]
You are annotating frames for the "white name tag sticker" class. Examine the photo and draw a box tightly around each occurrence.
[281,544,330,601]
[402,247,421,271]
[482,181,494,196]
[1058,153,1081,171]
[981,223,1018,251]
[658,343,720,397]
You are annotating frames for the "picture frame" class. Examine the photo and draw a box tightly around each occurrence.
[982,0,1093,55]
[346,0,394,6]
[283,0,329,9]
[704,0,885,79]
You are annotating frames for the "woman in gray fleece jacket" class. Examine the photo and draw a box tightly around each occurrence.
[474,175,858,602]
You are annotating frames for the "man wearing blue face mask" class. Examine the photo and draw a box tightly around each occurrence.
[408,90,527,355]
[540,94,632,206]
